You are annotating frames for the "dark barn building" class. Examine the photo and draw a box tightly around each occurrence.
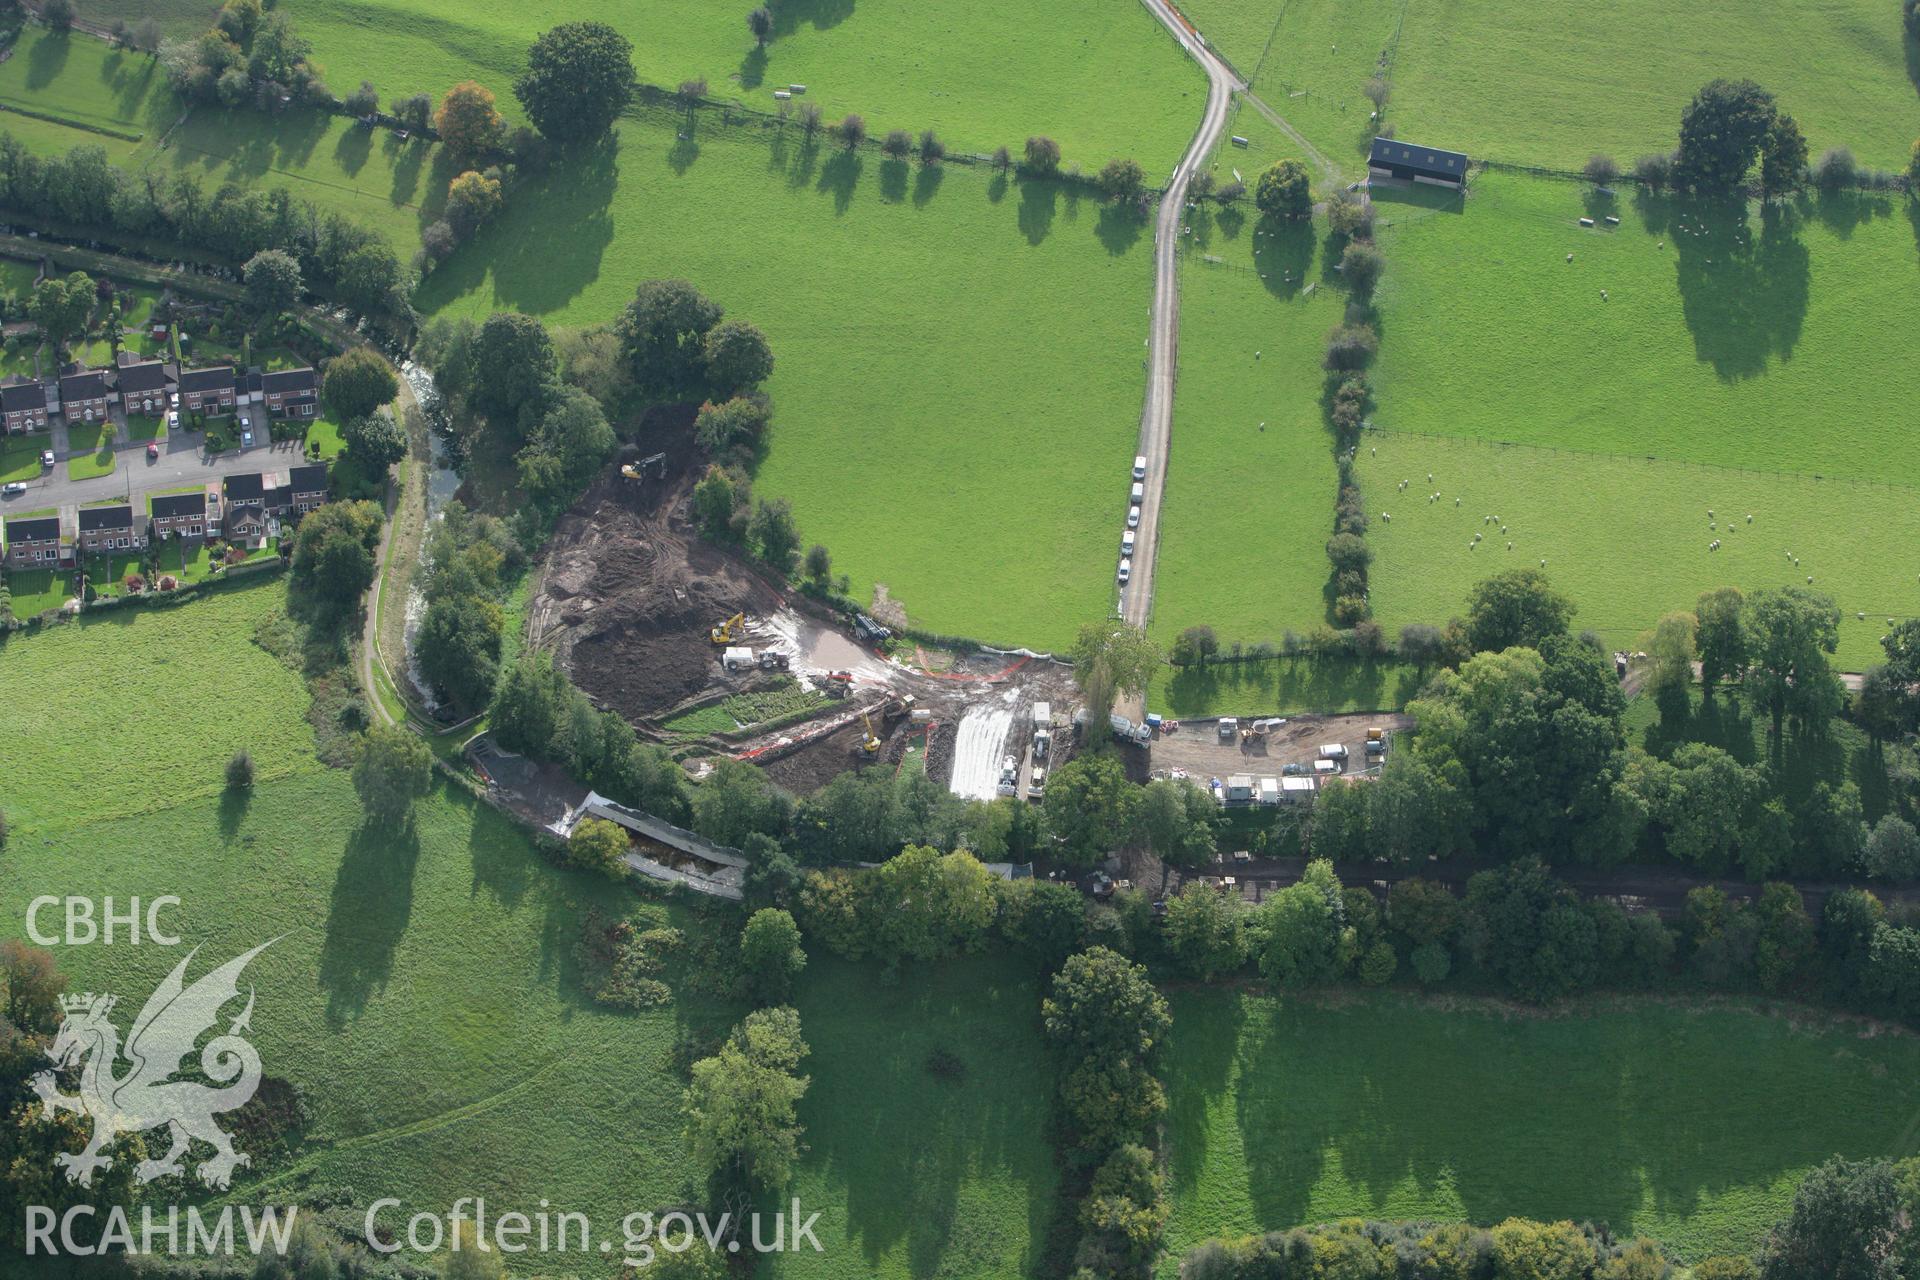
[1368,137,1469,187]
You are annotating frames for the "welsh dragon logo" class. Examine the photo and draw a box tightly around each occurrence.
[31,942,275,1190]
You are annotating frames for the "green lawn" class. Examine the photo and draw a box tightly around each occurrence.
[125,411,166,441]
[64,419,115,478]
[1161,988,1920,1270]
[1148,654,1425,718]
[0,579,317,832]
[1,564,70,618]
[191,0,1204,177]
[1175,0,1920,171]
[1356,433,1920,670]
[773,953,1057,1280]
[1370,170,1920,485]
[423,106,1156,649]
[0,433,45,482]
[1151,130,1344,649]
[302,410,347,460]
[155,534,213,581]
[0,26,178,139]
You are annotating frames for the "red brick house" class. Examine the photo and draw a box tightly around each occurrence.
[1,378,49,434]
[288,464,329,514]
[58,368,111,423]
[4,513,65,568]
[262,367,318,418]
[77,502,143,554]
[148,490,209,540]
[179,366,237,416]
[114,359,175,416]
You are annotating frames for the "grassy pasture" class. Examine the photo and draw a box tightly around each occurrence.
[1151,106,1344,653]
[1161,988,1920,1270]
[1147,654,1424,718]
[0,579,320,832]
[421,107,1154,649]
[1370,171,1920,484]
[1355,432,1920,669]
[0,27,178,138]
[164,0,1207,176]
[773,954,1058,1280]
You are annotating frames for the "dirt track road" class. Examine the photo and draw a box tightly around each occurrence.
[1122,0,1242,694]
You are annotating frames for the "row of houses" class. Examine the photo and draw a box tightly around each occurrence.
[0,355,319,434]
[2,463,329,569]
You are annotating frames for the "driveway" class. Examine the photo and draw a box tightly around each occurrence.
[0,428,305,512]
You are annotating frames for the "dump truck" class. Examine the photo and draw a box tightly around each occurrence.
[722,647,756,671]
[880,694,917,722]
[1365,726,1387,757]
[711,612,745,645]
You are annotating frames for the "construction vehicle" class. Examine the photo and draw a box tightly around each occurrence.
[1365,727,1388,757]
[710,612,745,645]
[722,647,756,672]
[820,671,855,698]
[880,694,917,723]
[757,650,790,672]
[619,452,667,481]
[853,613,891,646]
[856,710,882,756]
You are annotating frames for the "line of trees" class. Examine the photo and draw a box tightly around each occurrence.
[1183,1152,1920,1280]
[0,134,413,324]
[159,0,329,109]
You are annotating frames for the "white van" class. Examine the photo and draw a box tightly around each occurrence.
[1130,481,1145,503]
[1132,455,1148,480]
[1121,530,1136,556]
[1117,557,1132,584]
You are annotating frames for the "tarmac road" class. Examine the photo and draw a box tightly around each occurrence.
[1117,0,1243,715]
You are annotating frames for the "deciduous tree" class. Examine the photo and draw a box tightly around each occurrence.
[513,23,635,143]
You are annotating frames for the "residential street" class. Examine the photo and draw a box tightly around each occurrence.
[1,428,303,512]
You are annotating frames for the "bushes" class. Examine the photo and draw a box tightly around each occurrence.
[1323,323,1379,372]
[1254,158,1312,219]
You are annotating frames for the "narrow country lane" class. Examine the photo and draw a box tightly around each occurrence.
[1118,0,1243,715]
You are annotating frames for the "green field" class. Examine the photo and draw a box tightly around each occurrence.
[139,0,1206,177]
[0,26,178,140]
[1357,433,1920,669]
[1370,171,1920,483]
[1162,988,1920,1270]
[773,954,1057,1280]
[422,107,1155,648]
[1,433,45,482]
[0,580,321,831]
[1,564,70,618]
[1175,0,1920,171]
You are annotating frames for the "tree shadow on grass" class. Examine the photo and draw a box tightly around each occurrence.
[217,786,251,842]
[466,788,535,913]
[1096,200,1146,256]
[739,43,768,91]
[318,818,421,1026]
[911,162,944,208]
[332,122,373,179]
[1016,175,1057,245]
[25,30,70,92]
[1162,989,1246,1198]
[387,133,428,210]
[987,169,1009,204]
[1251,216,1314,299]
[1635,189,1808,380]
[1805,186,1892,240]
[878,156,908,203]
[1159,656,1405,718]
[414,137,617,316]
[773,0,855,37]
[784,133,822,190]
[817,149,860,214]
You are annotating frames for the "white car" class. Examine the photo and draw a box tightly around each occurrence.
[2,481,26,496]
[166,409,179,429]
[1132,454,1147,480]
[1127,506,1141,529]
[1117,557,1132,584]
[40,449,55,467]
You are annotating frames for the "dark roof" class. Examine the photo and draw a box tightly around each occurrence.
[5,515,60,542]
[245,368,263,393]
[59,369,108,400]
[1369,137,1469,175]
[261,482,292,511]
[224,472,264,503]
[150,491,206,519]
[179,366,234,392]
[262,367,317,394]
[115,361,172,394]
[78,504,133,532]
[277,394,318,409]
[289,464,328,493]
[0,380,45,413]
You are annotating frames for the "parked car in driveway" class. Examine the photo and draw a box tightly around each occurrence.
[40,449,54,467]
[241,429,254,447]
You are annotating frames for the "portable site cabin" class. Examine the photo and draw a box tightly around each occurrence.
[1256,776,1282,806]
[1223,774,1257,804]
[1281,776,1317,803]
[1368,137,1469,187]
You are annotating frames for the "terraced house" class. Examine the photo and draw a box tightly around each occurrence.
[76,503,142,554]
[1,378,48,434]
[3,512,65,568]
[178,365,236,416]
[56,367,110,423]
[147,489,208,540]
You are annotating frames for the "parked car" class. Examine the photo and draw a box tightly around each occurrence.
[146,442,159,460]
[40,449,55,467]
[1132,454,1148,480]
[166,410,179,429]
[241,429,254,448]
[1127,506,1141,529]
[1116,557,1132,584]
[2,481,26,496]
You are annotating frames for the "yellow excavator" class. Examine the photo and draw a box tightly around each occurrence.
[710,612,745,645]
[856,710,881,757]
